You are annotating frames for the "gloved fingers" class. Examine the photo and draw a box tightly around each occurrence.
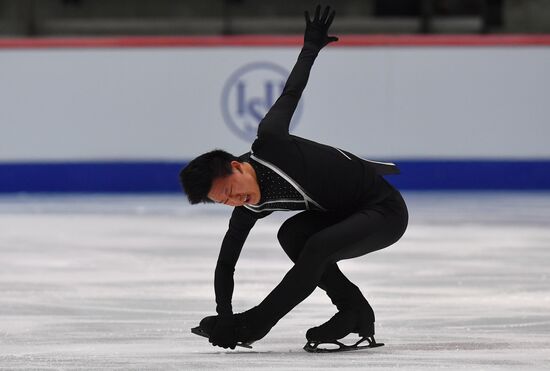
[212,341,235,349]
[304,10,311,24]
[327,36,339,43]
[313,4,321,22]
[325,9,336,28]
[208,319,237,350]
[320,5,330,24]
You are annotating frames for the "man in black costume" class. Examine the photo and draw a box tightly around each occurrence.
[180,5,408,350]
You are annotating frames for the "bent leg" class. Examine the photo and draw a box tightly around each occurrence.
[277,211,369,312]
[256,199,408,330]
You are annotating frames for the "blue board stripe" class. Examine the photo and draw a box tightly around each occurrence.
[390,160,550,190]
[0,160,549,193]
[0,162,182,193]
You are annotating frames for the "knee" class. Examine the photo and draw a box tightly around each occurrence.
[277,219,300,262]
[299,235,333,267]
[277,218,293,249]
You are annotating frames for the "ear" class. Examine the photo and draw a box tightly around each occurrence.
[230,161,242,173]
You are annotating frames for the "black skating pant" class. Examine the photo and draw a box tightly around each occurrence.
[252,187,408,334]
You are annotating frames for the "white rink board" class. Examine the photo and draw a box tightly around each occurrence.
[0,192,549,370]
[1,46,550,161]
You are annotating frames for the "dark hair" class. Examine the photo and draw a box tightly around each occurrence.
[179,149,238,204]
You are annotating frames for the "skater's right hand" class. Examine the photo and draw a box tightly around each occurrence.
[303,5,338,49]
[209,316,237,350]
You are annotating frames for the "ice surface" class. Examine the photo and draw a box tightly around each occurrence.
[0,192,549,370]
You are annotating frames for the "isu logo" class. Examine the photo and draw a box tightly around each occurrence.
[221,62,302,142]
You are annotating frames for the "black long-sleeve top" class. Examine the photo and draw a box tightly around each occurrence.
[214,42,399,318]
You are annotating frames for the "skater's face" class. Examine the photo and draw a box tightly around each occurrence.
[207,161,261,207]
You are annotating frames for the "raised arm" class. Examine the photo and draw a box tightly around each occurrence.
[257,5,338,138]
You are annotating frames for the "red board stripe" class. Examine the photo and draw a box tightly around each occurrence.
[1,34,550,49]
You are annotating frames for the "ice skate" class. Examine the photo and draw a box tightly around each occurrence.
[303,335,384,353]
[191,308,272,349]
[304,308,383,353]
[306,309,359,343]
[191,315,254,349]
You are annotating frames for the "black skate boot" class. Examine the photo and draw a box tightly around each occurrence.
[355,302,376,338]
[306,309,359,343]
[200,315,217,333]
[304,304,383,353]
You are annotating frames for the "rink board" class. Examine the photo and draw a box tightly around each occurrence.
[1,35,549,192]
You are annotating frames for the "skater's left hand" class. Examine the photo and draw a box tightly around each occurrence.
[303,5,338,49]
[209,316,237,349]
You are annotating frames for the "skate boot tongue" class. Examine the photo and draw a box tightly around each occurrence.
[306,309,359,342]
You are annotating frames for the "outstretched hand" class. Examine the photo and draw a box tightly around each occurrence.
[304,5,338,49]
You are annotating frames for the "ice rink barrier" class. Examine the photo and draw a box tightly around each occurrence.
[1,35,549,192]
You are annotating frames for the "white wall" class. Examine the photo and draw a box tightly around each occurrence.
[1,45,549,162]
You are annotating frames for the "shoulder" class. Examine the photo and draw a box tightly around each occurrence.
[252,134,296,154]
[237,151,252,162]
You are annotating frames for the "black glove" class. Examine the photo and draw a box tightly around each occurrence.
[209,316,237,350]
[304,5,339,49]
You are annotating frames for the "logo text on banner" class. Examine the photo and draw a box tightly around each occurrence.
[221,62,302,142]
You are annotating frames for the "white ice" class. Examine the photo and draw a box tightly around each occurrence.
[0,192,549,370]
